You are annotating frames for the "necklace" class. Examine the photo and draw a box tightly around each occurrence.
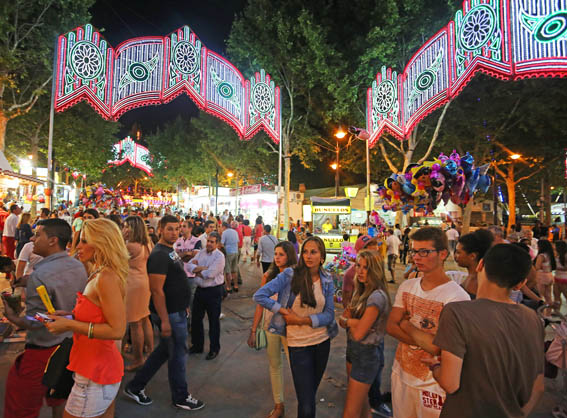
[87,266,104,282]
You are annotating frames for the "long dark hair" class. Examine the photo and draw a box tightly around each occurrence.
[266,241,297,283]
[287,230,297,244]
[291,236,326,308]
[555,241,567,267]
[537,239,556,271]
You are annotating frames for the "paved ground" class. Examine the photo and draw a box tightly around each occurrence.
[0,260,563,417]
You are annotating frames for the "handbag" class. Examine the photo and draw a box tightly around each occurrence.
[42,337,74,398]
[255,311,267,350]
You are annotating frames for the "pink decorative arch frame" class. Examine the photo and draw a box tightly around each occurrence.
[365,0,567,146]
[54,25,281,144]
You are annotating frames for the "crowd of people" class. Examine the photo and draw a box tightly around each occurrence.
[0,200,564,417]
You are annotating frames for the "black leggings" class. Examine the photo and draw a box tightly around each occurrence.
[288,339,330,418]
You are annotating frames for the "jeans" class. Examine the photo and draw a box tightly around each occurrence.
[368,340,385,409]
[191,285,222,352]
[288,339,330,418]
[129,311,188,403]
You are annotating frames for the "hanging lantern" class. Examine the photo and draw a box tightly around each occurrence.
[72,171,80,179]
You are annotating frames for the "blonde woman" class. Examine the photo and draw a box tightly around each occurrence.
[15,212,33,257]
[46,218,129,418]
[121,215,154,370]
[339,250,392,418]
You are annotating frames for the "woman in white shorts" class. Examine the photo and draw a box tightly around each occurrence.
[46,218,128,417]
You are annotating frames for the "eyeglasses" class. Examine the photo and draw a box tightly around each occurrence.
[408,249,439,257]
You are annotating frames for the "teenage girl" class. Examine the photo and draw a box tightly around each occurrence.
[248,241,297,418]
[254,236,338,418]
[339,250,391,418]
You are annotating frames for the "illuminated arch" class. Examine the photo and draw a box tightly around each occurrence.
[54,25,281,144]
[365,0,567,146]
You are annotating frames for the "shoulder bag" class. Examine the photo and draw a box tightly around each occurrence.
[255,310,267,350]
[42,337,74,398]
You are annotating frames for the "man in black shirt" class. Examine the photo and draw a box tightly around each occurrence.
[125,215,204,411]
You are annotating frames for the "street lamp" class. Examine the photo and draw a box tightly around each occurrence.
[510,154,521,160]
[330,163,338,170]
[333,129,346,197]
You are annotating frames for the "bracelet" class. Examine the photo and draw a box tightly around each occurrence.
[429,362,441,372]
[88,322,94,339]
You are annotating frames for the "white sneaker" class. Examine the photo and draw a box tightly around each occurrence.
[219,313,225,320]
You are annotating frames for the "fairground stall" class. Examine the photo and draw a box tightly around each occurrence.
[310,197,357,252]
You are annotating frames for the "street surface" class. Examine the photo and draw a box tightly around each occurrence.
[0,260,562,417]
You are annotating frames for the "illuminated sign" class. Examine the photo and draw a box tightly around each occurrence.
[53,24,281,144]
[312,206,351,214]
[365,0,567,145]
[109,136,152,175]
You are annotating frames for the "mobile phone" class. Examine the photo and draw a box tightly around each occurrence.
[34,312,54,323]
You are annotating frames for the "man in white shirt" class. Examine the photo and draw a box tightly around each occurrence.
[15,241,43,284]
[186,231,225,360]
[3,204,21,259]
[256,225,278,273]
[386,229,402,283]
[445,225,459,257]
[199,220,215,250]
[386,227,470,418]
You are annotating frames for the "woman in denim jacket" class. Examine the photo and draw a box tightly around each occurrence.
[254,236,338,418]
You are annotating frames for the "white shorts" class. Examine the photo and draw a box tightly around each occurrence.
[391,372,444,418]
[65,373,120,417]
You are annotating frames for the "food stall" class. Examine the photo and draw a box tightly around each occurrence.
[311,197,357,252]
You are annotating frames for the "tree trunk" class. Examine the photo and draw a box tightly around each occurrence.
[461,198,474,234]
[506,166,516,232]
[544,173,551,225]
[283,134,290,234]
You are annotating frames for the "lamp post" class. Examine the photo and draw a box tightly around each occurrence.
[310,128,347,197]
[333,129,346,197]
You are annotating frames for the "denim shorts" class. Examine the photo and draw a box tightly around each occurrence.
[65,373,120,417]
[346,339,381,384]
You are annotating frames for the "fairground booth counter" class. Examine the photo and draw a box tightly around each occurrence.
[0,152,43,210]
[310,197,358,253]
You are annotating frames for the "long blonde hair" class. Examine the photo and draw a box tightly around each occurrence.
[17,213,31,229]
[349,250,391,318]
[82,218,129,289]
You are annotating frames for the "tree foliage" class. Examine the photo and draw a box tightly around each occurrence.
[0,0,95,150]
[144,113,278,190]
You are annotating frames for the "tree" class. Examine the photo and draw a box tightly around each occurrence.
[437,75,567,230]
[5,102,119,178]
[145,113,278,198]
[0,0,95,151]
[227,0,348,230]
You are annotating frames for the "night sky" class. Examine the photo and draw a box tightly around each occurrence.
[89,0,247,137]
[87,0,353,188]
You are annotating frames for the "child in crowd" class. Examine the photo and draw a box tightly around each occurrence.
[340,250,391,418]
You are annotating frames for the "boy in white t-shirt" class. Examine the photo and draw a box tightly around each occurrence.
[386,227,470,418]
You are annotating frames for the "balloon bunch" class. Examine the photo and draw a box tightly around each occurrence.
[81,184,125,208]
[376,150,491,213]
[369,211,386,233]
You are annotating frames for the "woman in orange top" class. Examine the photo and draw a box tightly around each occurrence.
[46,218,128,418]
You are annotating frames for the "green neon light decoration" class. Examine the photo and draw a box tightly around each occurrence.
[119,54,159,90]
[210,67,240,114]
[70,40,104,80]
[521,9,567,43]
